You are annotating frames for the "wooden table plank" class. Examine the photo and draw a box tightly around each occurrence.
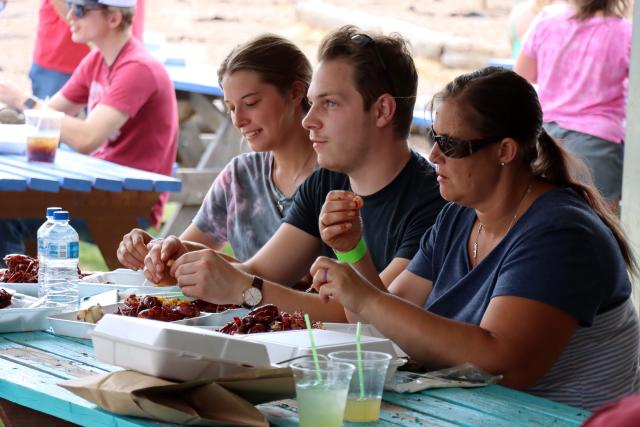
[261,398,460,427]
[422,386,589,425]
[0,354,173,426]
[0,332,119,372]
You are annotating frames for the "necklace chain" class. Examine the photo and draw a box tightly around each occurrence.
[273,151,316,215]
[472,182,532,265]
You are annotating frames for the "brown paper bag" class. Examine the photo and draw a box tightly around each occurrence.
[59,367,294,426]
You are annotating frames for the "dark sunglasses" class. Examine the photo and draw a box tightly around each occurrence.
[66,1,106,18]
[428,127,501,159]
[350,33,397,96]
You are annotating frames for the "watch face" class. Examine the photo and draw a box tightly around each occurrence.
[243,286,262,307]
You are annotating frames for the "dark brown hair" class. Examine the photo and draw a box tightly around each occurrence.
[571,0,629,19]
[218,34,312,111]
[317,25,418,140]
[430,67,637,274]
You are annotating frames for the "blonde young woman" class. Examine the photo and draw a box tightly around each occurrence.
[118,35,316,267]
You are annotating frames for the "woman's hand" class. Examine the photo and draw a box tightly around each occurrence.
[170,249,250,304]
[309,256,378,315]
[117,228,152,270]
[319,190,364,253]
[143,236,188,284]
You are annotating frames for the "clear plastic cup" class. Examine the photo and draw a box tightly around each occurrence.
[24,109,64,163]
[291,359,355,427]
[328,350,392,422]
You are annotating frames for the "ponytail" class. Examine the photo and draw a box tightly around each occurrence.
[535,129,638,275]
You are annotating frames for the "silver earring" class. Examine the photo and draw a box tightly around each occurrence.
[500,162,505,166]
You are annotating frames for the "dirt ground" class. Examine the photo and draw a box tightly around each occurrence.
[0,0,514,99]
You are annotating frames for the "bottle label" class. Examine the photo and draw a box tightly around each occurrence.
[47,241,79,259]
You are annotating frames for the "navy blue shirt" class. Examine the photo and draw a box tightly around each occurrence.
[284,151,446,272]
[408,187,631,326]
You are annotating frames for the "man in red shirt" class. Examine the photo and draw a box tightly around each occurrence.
[0,0,177,258]
[19,0,144,99]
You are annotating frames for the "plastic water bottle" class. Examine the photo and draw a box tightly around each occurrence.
[43,211,79,308]
[37,206,62,297]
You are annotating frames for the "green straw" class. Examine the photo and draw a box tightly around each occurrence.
[304,313,323,383]
[356,321,365,399]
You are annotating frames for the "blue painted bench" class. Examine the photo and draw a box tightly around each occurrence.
[0,330,590,426]
[0,149,181,269]
[488,57,515,70]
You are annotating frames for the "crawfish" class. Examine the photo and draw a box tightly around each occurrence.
[0,289,12,309]
[1,254,39,283]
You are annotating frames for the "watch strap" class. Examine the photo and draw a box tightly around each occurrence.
[251,275,264,290]
[23,96,37,110]
[242,276,264,309]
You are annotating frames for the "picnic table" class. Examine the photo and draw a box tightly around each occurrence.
[0,150,181,270]
[0,329,591,426]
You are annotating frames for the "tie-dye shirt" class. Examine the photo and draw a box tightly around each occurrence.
[522,4,631,143]
[193,152,305,261]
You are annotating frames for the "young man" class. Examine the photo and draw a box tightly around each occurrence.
[30,0,144,99]
[125,26,445,321]
[0,0,177,257]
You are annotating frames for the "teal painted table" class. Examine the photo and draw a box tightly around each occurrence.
[0,331,590,426]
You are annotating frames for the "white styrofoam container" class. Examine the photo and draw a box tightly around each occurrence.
[49,303,212,339]
[81,268,179,292]
[0,289,65,332]
[1,281,163,299]
[91,315,399,381]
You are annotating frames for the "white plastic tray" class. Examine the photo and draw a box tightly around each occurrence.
[0,288,65,332]
[49,303,212,339]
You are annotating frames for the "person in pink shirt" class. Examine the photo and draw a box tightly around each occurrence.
[29,0,144,99]
[0,0,177,259]
[515,0,631,209]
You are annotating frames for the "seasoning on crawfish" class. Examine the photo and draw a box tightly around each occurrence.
[218,304,322,335]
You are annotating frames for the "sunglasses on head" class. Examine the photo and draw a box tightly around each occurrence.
[428,127,501,159]
[66,1,106,18]
[350,33,397,96]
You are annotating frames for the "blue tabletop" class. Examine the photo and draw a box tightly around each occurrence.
[0,150,181,193]
[0,330,590,426]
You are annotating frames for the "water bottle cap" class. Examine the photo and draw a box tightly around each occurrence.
[46,207,63,216]
[53,211,70,220]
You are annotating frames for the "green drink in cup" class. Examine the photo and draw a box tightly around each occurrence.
[291,359,355,427]
[328,350,392,422]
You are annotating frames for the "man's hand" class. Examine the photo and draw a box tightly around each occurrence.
[171,249,252,305]
[318,190,364,253]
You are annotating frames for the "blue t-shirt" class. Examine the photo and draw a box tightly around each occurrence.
[408,187,631,327]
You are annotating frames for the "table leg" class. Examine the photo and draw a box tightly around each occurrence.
[0,398,78,427]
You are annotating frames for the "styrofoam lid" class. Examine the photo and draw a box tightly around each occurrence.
[93,314,273,367]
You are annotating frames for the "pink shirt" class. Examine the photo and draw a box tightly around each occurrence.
[522,5,631,143]
[34,0,145,74]
[61,38,178,227]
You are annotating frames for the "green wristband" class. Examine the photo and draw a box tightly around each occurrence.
[334,238,367,264]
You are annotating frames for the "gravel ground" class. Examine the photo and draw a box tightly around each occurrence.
[0,0,514,99]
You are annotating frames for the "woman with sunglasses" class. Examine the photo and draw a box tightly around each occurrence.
[310,67,639,411]
[117,34,317,271]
